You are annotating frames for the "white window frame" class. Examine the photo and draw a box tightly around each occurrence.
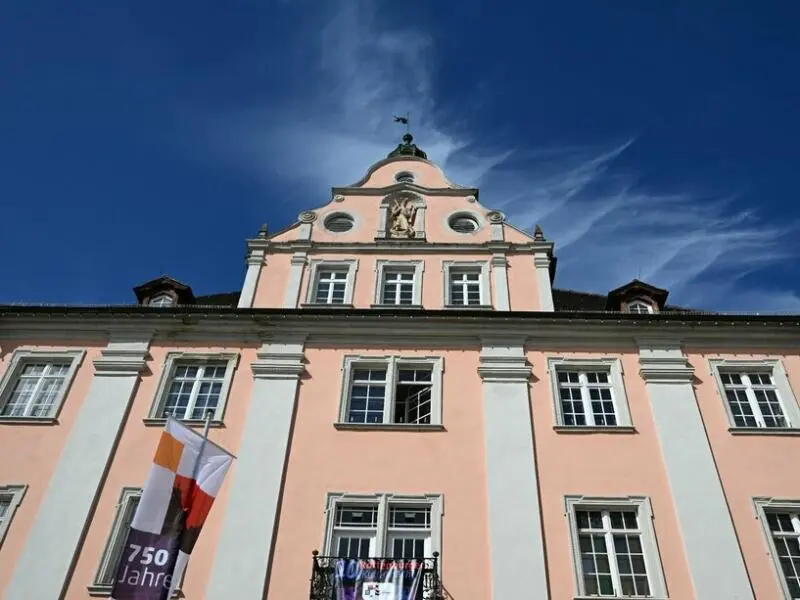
[709,359,800,431]
[145,352,239,425]
[441,260,491,307]
[373,260,424,307]
[149,292,175,307]
[547,357,633,428]
[322,492,443,559]
[0,484,27,547]
[626,300,653,314]
[0,349,85,423]
[337,355,444,428]
[90,487,141,592]
[565,495,667,599]
[89,487,184,596]
[305,259,359,306]
[754,497,800,600]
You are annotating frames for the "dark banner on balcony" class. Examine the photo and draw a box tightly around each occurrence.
[333,558,425,600]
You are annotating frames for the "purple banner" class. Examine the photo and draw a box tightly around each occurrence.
[334,558,425,600]
[110,528,179,600]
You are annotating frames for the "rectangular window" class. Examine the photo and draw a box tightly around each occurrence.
[710,360,799,432]
[765,511,800,597]
[566,496,666,599]
[315,268,349,304]
[341,357,441,426]
[442,261,490,308]
[147,353,238,424]
[0,350,85,421]
[1,362,71,417]
[549,359,632,429]
[448,269,482,306]
[325,494,440,560]
[0,485,26,545]
[754,498,800,599]
[381,268,416,305]
[558,370,617,426]
[92,488,141,588]
[720,371,786,428]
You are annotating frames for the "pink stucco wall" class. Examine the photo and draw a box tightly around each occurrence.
[0,341,103,594]
[266,345,492,600]
[58,343,256,599]
[688,350,800,598]
[529,349,696,599]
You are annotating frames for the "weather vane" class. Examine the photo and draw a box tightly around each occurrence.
[393,112,411,135]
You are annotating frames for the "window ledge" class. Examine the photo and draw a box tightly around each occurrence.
[143,418,225,428]
[334,422,445,432]
[729,427,800,436]
[300,303,354,309]
[88,584,182,598]
[574,598,668,600]
[444,304,493,310]
[369,304,423,310]
[0,416,58,425]
[554,425,637,434]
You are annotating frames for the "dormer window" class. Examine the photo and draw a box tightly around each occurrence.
[627,300,653,314]
[150,292,175,307]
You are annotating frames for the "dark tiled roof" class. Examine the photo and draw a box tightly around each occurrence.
[194,292,241,307]
[552,288,703,314]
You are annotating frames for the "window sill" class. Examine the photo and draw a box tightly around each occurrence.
[729,427,800,436]
[369,304,423,310]
[444,304,493,310]
[574,597,668,600]
[143,418,225,428]
[300,303,354,309]
[554,425,637,434]
[0,416,58,425]
[88,584,182,598]
[334,422,445,432]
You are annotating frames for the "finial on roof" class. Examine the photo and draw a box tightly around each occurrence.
[388,113,427,159]
[534,224,545,241]
[257,223,269,238]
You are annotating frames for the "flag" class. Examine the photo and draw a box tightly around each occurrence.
[111,418,234,600]
[393,115,409,124]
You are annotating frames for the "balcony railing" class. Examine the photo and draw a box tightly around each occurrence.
[310,551,443,600]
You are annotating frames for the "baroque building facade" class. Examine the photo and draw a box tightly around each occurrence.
[1,136,799,599]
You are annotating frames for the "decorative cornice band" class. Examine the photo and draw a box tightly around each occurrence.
[93,352,149,376]
[251,352,306,380]
[639,357,695,384]
[477,356,531,382]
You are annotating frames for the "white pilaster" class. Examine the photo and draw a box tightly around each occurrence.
[490,255,510,310]
[205,338,306,600]
[5,336,150,600]
[238,251,264,308]
[478,340,549,599]
[282,252,308,308]
[533,254,554,312]
[638,339,753,600]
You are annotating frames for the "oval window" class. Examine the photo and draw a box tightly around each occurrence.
[324,213,355,233]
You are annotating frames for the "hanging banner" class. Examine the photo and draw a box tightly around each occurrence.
[111,418,234,600]
[333,558,426,600]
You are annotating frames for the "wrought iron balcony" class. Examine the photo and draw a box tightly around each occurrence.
[310,551,443,600]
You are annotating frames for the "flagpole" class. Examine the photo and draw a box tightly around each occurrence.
[190,409,214,482]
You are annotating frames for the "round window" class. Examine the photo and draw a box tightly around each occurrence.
[324,213,355,233]
[449,214,480,234]
[395,171,415,183]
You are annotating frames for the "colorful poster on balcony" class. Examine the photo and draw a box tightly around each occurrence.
[110,418,234,600]
[333,559,426,600]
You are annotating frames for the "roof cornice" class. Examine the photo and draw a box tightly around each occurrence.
[1,306,798,349]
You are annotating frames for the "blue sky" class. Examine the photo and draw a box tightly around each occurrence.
[1,1,798,311]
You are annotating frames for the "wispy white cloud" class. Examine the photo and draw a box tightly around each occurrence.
[207,0,799,312]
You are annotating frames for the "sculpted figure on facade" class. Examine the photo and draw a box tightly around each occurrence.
[387,192,418,238]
